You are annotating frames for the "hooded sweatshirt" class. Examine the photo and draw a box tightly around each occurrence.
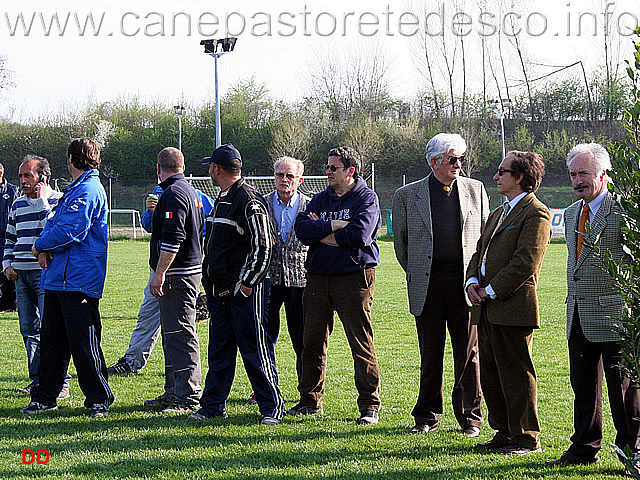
[294,176,380,275]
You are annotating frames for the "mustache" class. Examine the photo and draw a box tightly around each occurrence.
[573,184,588,191]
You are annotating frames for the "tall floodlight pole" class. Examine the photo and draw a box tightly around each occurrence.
[488,99,512,160]
[200,37,237,148]
[173,105,185,151]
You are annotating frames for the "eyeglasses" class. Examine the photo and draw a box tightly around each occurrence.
[497,167,515,176]
[275,172,298,180]
[447,155,465,165]
[326,164,349,172]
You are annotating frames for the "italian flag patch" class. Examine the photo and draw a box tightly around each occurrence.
[166,212,173,219]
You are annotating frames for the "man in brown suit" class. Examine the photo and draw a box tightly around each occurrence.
[547,143,640,467]
[466,151,551,455]
[393,133,488,436]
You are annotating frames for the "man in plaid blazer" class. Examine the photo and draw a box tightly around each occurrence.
[393,133,489,437]
[264,156,310,385]
[547,143,640,467]
[466,151,551,455]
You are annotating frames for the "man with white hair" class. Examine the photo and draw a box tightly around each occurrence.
[392,133,489,436]
[547,143,640,467]
[264,156,310,385]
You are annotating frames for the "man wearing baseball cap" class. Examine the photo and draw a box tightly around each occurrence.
[190,144,284,425]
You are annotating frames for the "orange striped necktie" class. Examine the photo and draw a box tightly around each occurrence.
[576,203,590,259]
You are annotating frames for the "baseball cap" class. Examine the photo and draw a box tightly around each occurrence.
[201,143,242,167]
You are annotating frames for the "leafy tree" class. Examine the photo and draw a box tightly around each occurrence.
[598,26,640,477]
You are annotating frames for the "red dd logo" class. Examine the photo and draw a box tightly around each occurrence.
[21,449,49,464]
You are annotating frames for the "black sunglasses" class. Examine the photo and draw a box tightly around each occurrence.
[447,155,465,165]
[326,164,349,172]
[497,167,515,176]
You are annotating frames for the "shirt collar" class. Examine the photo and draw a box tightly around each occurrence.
[503,191,528,212]
[585,189,608,214]
[276,191,299,208]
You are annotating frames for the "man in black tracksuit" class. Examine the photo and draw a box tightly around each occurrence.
[191,144,284,425]
[144,147,204,413]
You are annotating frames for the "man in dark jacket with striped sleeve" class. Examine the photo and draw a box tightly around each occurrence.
[191,144,284,425]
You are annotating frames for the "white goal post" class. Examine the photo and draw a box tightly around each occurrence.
[186,175,329,199]
[109,209,143,239]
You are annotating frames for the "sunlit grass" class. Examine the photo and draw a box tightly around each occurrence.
[0,241,625,479]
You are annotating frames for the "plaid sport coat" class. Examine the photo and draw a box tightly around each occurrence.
[565,193,629,342]
[393,174,490,316]
[265,191,310,288]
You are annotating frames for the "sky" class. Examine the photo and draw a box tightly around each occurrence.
[1,0,638,121]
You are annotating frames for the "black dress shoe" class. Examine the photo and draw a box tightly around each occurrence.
[546,451,598,466]
[475,438,507,451]
[496,444,542,455]
[410,423,437,433]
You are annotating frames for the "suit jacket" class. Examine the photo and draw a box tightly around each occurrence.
[265,191,310,288]
[466,192,551,327]
[564,193,628,342]
[393,174,490,316]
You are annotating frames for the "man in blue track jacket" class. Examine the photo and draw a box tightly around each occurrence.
[20,138,113,418]
[287,146,382,425]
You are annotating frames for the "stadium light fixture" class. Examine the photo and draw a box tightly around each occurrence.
[200,37,237,148]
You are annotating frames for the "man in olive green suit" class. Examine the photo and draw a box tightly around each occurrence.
[393,133,489,437]
[547,143,640,468]
[466,151,551,455]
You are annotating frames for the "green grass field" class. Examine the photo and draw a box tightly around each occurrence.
[0,240,627,479]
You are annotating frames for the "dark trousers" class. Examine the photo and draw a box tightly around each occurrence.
[478,311,540,449]
[298,268,380,412]
[267,285,304,383]
[158,273,202,406]
[0,270,16,312]
[413,271,482,428]
[31,290,113,408]
[200,280,284,419]
[567,310,640,458]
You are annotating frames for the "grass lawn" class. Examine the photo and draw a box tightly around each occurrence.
[0,240,626,479]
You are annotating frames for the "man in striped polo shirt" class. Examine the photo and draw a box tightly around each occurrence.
[3,156,70,398]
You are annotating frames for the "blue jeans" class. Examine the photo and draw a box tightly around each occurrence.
[15,269,69,388]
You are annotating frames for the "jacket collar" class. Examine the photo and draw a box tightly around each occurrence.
[159,172,185,189]
[574,192,614,269]
[493,192,536,235]
[415,173,470,232]
[66,169,99,192]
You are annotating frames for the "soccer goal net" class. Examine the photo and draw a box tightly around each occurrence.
[186,175,328,199]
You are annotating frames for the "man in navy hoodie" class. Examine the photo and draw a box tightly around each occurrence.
[287,146,382,425]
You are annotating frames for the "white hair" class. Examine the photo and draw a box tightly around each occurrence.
[567,143,612,173]
[273,156,304,176]
[425,133,467,171]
